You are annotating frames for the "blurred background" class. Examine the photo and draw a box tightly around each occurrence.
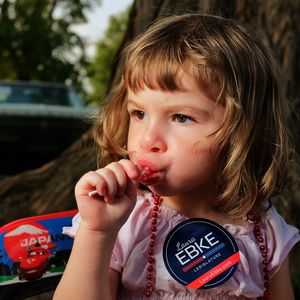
[0,0,132,176]
[0,0,299,299]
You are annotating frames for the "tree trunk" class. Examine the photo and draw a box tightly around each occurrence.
[1,0,299,297]
[0,132,97,225]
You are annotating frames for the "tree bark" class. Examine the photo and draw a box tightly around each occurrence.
[0,131,97,225]
[1,1,299,297]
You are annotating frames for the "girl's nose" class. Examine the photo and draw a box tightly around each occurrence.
[140,124,167,153]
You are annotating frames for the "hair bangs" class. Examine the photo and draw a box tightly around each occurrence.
[123,44,188,93]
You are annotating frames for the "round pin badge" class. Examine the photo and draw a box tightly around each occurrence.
[163,218,240,289]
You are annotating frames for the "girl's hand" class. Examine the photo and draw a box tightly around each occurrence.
[74,159,139,234]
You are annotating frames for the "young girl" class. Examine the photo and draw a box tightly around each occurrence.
[54,14,300,299]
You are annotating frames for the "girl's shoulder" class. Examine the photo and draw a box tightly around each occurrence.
[223,204,300,278]
[261,205,300,272]
[262,204,300,249]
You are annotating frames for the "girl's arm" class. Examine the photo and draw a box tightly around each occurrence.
[110,268,121,298]
[268,255,295,300]
[53,226,118,300]
[53,160,139,300]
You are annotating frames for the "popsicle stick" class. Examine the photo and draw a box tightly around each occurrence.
[88,190,99,197]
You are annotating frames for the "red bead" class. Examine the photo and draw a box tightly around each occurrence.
[257,237,264,243]
[263,267,269,273]
[254,225,260,231]
[152,212,158,218]
[255,230,262,237]
[260,249,267,255]
[150,233,156,239]
[148,249,154,256]
[264,290,269,297]
[149,241,155,247]
[146,282,152,289]
[147,273,153,280]
[154,194,160,200]
[261,250,267,257]
[247,212,255,221]
[263,259,268,265]
[151,225,157,232]
[147,265,154,272]
[264,274,269,280]
[154,200,159,205]
[146,290,152,297]
[260,245,266,251]
[148,257,155,263]
[153,205,159,211]
[264,282,270,288]
[151,219,157,225]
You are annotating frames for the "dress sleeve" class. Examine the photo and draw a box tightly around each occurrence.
[110,224,131,273]
[264,205,300,277]
[62,212,81,238]
[110,194,152,273]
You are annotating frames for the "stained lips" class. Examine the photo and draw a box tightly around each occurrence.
[138,161,160,186]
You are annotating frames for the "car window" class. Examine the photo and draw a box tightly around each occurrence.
[0,83,76,106]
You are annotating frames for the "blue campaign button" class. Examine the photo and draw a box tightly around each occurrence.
[163,218,240,289]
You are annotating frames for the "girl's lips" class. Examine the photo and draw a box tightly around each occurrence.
[137,160,160,186]
[139,167,160,185]
[137,159,158,172]
[139,172,160,186]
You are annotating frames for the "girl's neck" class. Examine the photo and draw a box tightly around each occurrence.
[162,191,216,219]
[161,193,245,226]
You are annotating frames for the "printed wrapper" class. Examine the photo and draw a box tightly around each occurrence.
[0,210,77,286]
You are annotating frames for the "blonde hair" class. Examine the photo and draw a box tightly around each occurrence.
[94,14,289,218]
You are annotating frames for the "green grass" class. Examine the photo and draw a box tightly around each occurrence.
[0,274,17,282]
[48,265,65,273]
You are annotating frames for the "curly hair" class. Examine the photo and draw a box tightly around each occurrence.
[93,14,290,218]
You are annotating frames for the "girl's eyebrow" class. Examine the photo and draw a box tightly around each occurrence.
[126,98,141,107]
[127,97,210,116]
[166,105,210,115]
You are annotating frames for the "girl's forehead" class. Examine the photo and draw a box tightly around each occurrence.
[124,67,184,93]
[125,68,218,104]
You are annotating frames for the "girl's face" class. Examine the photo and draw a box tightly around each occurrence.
[127,72,224,199]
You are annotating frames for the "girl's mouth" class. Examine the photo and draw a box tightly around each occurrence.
[137,159,160,186]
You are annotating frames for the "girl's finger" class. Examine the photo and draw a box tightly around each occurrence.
[105,162,128,196]
[118,159,139,180]
[94,168,118,202]
[75,171,107,198]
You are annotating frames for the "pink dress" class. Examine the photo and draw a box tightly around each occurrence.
[63,192,300,299]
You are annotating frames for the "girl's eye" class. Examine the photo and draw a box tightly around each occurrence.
[132,110,145,120]
[173,114,193,124]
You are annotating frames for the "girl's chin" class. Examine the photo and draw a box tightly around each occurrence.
[139,176,160,186]
[146,184,174,197]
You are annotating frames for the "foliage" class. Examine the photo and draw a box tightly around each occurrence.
[87,6,129,104]
[0,0,101,92]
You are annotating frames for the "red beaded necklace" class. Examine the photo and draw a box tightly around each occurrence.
[145,194,269,299]
[145,194,161,297]
[246,211,270,299]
